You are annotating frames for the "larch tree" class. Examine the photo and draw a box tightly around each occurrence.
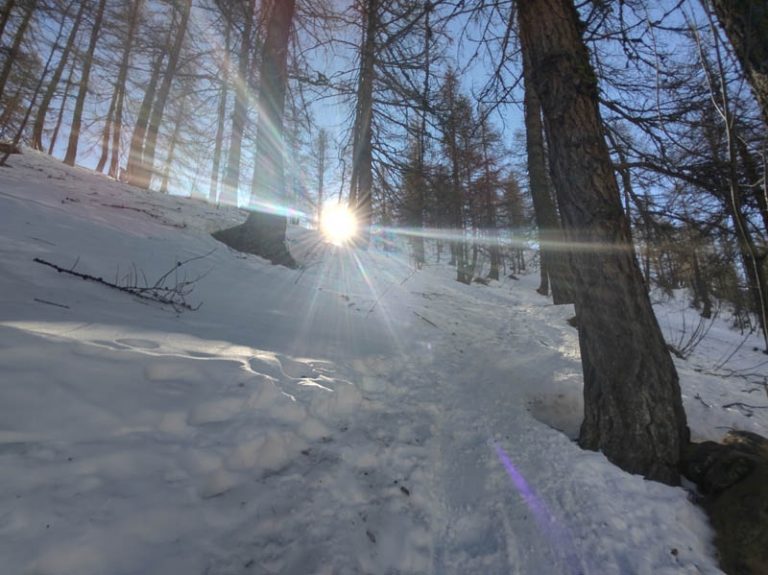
[517,0,689,484]
[213,0,297,267]
[63,0,107,166]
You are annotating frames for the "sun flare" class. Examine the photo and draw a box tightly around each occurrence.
[321,204,358,245]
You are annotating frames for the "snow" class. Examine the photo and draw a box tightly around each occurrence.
[1,149,765,574]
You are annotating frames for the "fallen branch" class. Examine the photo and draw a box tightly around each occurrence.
[413,311,438,328]
[723,402,768,410]
[33,250,214,312]
[34,297,70,309]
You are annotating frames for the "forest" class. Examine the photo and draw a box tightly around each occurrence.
[1,0,768,572]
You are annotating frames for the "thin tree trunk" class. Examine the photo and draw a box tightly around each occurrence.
[31,0,85,151]
[48,59,75,155]
[209,12,232,202]
[139,0,191,189]
[63,0,107,166]
[125,46,167,186]
[99,0,142,177]
[159,99,185,194]
[0,0,17,41]
[0,0,35,100]
[1,2,68,166]
[222,0,256,206]
[518,0,689,485]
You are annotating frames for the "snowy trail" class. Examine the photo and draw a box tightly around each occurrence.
[2,150,753,574]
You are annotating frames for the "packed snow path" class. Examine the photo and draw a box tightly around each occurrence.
[3,151,765,574]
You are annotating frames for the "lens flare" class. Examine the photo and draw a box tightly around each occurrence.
[321,204,358,245]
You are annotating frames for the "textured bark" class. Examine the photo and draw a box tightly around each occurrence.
[0,0,35,101]
[31,0,85,151]
[215,0,296,268]
[64,0,107,166]
[221,0,256,206]
[522,47,573,303]
[518,0,689,484]
[711,0,768,127]
[349,0,377,241]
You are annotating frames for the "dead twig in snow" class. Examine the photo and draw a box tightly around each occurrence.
[33,249,215,312]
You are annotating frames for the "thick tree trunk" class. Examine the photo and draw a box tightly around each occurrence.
[710,0,768,128]
[31,0,85,151]
[64,0,107,166]
[221,0,256,207]
[0,0,35,101]
[48,60,76,155]
[518,0,689,484]
[214,0,296,268]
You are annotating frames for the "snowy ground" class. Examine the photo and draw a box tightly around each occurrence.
[1,150,766,575]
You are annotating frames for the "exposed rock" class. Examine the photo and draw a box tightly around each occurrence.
[682,431,768,575]
[212,211,296,268]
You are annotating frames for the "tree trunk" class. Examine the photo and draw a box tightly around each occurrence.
[31,0,85,151]
[101,0,142,178]
[48,59,76,155]
[221,0,256,206]
[522,46,573,303]
[125,46,166,187]
[518,0,689,484]
[210,13,232,203]
[0,0,17,42]
[139,0,191,188]
[349,0,377,243]
[214,0,296,267]
[710,0,768,127]
[64,0,107,166]
[0,0,35,101]
[159,99,185,194]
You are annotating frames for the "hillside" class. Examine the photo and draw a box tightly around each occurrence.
[1,150,766,574]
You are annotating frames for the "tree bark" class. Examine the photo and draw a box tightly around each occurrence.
[522,46,574,303]
[0,0,16,42]
[209,12,232,203]
[214,0,296,267]
[349,0,377,243]
[518,0,689,484]
[64,0,107,166]
[710,0,768,128]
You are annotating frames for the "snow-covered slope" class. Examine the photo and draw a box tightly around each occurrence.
[1,150,765,574]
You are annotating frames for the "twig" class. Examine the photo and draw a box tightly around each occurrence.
[413,311,438,328]
[34,254,210,312]
[722,402,768,410]
[34,297,70,309]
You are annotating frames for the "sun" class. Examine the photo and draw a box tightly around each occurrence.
[321,203,358,245]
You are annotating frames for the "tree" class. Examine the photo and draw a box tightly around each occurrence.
[710,0,768,127]
[518,0,689,484]
[31,0,86,151]
[521,46,573,303]
[64,0,107,166]
[213,0,297,267]
[0,0,36,101]
[349,0,377,245]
